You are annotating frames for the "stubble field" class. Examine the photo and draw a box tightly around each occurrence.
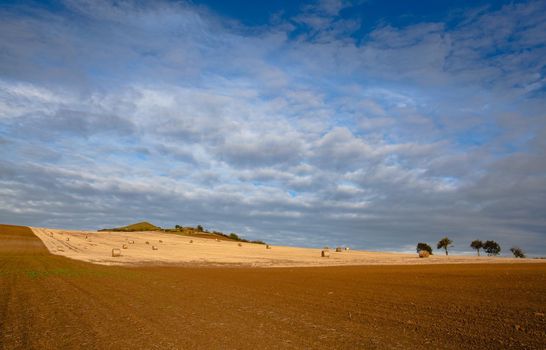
[30,226,542,267]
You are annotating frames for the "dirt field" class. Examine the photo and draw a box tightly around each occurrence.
[1,224,545,349]
[31,227,542,267]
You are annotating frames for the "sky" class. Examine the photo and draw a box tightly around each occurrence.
[1,0,545,256]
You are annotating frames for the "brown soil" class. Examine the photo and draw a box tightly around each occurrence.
[1,224,545,349]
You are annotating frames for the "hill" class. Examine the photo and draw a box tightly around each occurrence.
[165,226,265,244]
[98,222,265,244]
[98,221,161,232]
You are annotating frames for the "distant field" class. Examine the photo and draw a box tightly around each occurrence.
[1,224,545,349]
[31,226,545,267]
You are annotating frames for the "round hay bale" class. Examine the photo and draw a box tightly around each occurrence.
[335,247,342,252]
[128,240,134,244]
[122,244,128,249]
[112,248,121,257]
[238,243,243,247]
[189,240,193,243]
[321,250,330,258]
[159,240,163,243]
[344,247,350,251]
[145,241,150,245]
[266,245,271,249]
[215,239,220,242]
[419,250,430,258]
[152,245,158,250]
[66,237,70,241]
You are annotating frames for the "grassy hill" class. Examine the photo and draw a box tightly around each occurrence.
[98,222,265,244]
[165,227,265,244]
[98,221,161,232]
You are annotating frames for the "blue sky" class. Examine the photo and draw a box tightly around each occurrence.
[198,0,513,29]
[1,0,545,255]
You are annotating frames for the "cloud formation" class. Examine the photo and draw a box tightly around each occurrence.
[1,0,545,255]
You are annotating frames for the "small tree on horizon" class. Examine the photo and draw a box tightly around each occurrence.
[229,233,240,240]
[483,240,501,256]
[510,246,526,258]
[470,239,484,256]
[416,242,433,255]
[196,225,204,232]
[437,237,453,256]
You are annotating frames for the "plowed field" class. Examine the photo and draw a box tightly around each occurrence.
[1,224,545,349]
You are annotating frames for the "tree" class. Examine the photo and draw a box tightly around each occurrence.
[229,233,240,240]
[416,242,433,255]
[196,225,204,232]
[470,240,484,256]
[510,246,526,258]
[437,237,453,256]
[483,240,501,256]
[175,225,181,230]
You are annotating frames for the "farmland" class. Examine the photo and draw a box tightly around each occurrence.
[30,227,543,267]
[1,224,545,349]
